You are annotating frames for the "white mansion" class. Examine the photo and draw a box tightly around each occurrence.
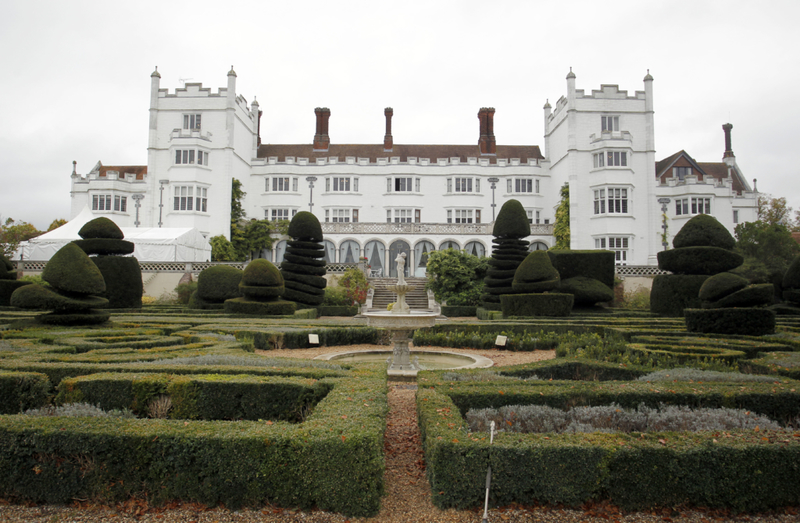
[69,67,757,276]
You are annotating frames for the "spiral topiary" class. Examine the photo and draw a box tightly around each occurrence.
[501,250,573,317]
[281,212,327,308]
[481,200,530,309]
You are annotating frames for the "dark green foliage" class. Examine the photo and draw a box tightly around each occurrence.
[73,238,135,256]
[425,249,489,306]
[650,274,709,316]
[196,265,243,303]
[685,308,776,336]
[558,276,614,306]
[238,285,284,299]
[657,247,744,275]
[224,298,296,316]
[492,199,531,239]
[11,284,108,312]
[418,386,800,512]
[322,286,350,306]
[482,238,530,306]
[174,281,197,304]
[0,279,30,306]
[783,289,800,304]
[316,306,359,317]
[547,250,615,288]
[37,310,111,325]
[705,284,774,309]
[42,243,106,295]
[512,251,560,293]
[287,211,323,242]
[699,272,749,302]
[281,214,327,307]
[78,217,124,240]
[672,214,736,250]
[783,254,800,291]
[500,293,573,317]
[92,256,143,308]
[553,183,570,249]
[0,371,51,414]
[1,253,17,279]
[440,306,477,317]
[241,259,283,288]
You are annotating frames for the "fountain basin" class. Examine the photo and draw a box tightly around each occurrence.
[314,349,493,380]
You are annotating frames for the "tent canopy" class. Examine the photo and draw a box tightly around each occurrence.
[16,207,212,262]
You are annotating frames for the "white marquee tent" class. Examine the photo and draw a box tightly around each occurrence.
[15,207,212,262]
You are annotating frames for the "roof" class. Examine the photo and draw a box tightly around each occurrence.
[257,143,544,164]
[655,150,749,194]
[94,162,148,181]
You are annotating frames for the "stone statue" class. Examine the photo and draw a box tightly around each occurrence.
[395,252,407,285]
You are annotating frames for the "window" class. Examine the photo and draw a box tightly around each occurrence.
[114,195,127,212]
[195,187,207,212]
[596,236,629,264]
[535,179,540,193]
[387,209,416,223]
[174,149,209,165]
[448,177,477,193]
[601,115,619,132]
[331,177,351,192]
[515,179,533,193]
[292,177,298,191]
[526,210,534,224]
[594,151,627,168]
[733,210,739,224]
[326,209,354,223]
[593,187,628,214]
[274,177,290,191]
[174,186,193,211]
[92,194,112,211]
[676,197,710,216]
[692,197,711,215]
[391,177,412,192]
[183,114,201,130]
[535,210,540,224]
[267,208,295,221]
[674,166,691,180]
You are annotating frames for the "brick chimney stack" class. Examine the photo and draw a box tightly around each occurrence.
[722,123,734,159]
[478,107,496,155]
[384,107,393,151]
[313,107,331,151]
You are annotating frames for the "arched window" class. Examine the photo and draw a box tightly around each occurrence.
[275,240,288,264]
[364,240,386,277]
[322,240,336,263]
[339,240,360,264]
[464,241,486,257]
[414,240,436,277]
[388,240,411,278]
[439,240,460,251]
[529,241,549,251]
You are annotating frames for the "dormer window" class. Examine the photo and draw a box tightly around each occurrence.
[673,166,691,180]
[183,114,201,130]
[601,115,619,132]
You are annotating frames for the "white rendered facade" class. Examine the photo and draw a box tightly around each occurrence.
[69,68,757,269]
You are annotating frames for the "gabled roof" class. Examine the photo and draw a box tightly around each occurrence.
[257,143,544,164]
[655,150,750,195]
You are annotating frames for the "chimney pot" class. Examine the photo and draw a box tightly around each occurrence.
[722,123,734,159]
[384,107,393,151]
[478,107,496,155]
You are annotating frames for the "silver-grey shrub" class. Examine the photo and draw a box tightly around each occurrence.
[638,368,777,383]
[466,402,781,434]
[23,402,135,419]
[145,354,343,370]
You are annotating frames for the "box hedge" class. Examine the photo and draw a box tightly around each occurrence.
[685,308,776,336]
[500,293,573,317]
[0,371,51,414]
[547,250,615,288]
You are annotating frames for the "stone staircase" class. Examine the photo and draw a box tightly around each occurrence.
[368,277,431,311]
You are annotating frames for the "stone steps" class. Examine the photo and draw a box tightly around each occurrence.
[369,277,430,311]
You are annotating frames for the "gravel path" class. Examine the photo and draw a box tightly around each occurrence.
[1,345,798,522]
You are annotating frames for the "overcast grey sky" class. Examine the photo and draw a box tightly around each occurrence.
[2,0,798,231]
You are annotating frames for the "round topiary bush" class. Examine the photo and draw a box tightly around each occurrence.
[512,251,560,293]
[706,284,774,309]
[196,265,243,304]
[0,253,30,306]
[558,276,614,306]
[672,214,736,250]
[492,199,531,239]
[43,243,106,295]
[657,247,743,275]
[287,211,323,242]
[78,217,124,240]
[92,257,143,308]
[698,272,749,303]
[225,259,296,315]
[650,274,709,316]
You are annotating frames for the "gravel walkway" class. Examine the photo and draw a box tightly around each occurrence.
[1,344,798,522]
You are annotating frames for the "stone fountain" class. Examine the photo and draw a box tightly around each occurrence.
[316,253,492,379]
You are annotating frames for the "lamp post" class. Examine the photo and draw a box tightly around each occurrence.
[488,177,500,221]
[132,194,144,227]
[158,180,169,227]
[306,176,317,213]
[658,197,671,251]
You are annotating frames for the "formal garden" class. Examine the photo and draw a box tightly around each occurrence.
[1,206,800,519]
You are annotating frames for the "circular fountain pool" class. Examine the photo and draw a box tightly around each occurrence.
[314,349,493,377]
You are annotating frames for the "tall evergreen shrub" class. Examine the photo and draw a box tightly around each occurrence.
[481,200,530,309]
[281,212,327,307]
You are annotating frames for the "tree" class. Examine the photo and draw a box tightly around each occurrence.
[757,195,799,230]
[733,220,800,294]
[232,219,289,261]
[209,235,236,261]
[0,218,42,259]
[425,249,489,306]
[553,183,570,249]
[338,267,370,305]
[47,218,67,231]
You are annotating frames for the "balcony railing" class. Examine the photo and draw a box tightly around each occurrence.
[320,222,554,236]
